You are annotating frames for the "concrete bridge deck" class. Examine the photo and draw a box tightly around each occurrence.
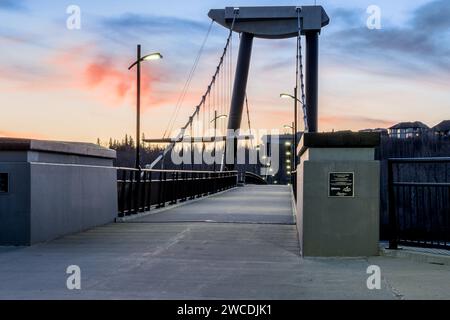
[131,185,295,224]
[0,185,449,299]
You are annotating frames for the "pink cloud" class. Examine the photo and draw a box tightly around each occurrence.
[44,45,172,110]
[319,115,394,131]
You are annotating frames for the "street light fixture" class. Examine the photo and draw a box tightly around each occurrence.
[280,93,303,104]
[128,45,163,169]
[128,52,163,70]
[280,91,301,187]
[210,114,228,123]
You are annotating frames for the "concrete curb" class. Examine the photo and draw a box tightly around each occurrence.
[380,247,450,266]
[115,187,238,223]
[289,185,297,224]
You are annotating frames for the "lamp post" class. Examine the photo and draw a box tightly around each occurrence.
[128,45,163,169]
[210,111,227,172]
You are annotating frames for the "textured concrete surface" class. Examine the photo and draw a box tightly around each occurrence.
[367,256,450,300]
[0,152,117,245]
[380,246,450,266]
[132,185,295,224]
[297,144,380,256]
[0,185,449,300]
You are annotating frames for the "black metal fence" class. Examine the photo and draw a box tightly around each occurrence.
[117,168,238,217]
[388,157,450,249]
[240,171,268,185]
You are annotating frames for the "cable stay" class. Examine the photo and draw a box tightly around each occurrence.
[297,9,308,132]
[148,13,238,169]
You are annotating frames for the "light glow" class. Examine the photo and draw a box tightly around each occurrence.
[280,93,294,100]
[143,53,163,61]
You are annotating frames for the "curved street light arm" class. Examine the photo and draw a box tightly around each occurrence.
[128,52,163,70]
[280,93,303,105]
[210,114,228,123]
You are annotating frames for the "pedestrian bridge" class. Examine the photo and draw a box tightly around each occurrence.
[127,185,295,225]
[0,184,448,299]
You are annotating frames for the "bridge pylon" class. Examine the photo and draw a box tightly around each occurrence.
[209,6,329,170]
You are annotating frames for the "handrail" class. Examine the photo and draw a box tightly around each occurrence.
[243,171,267,185]
[388,157,450,163]
[116,167,238,174]
[117,167,239,217]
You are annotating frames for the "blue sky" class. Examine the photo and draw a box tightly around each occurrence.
[0,0,448,142]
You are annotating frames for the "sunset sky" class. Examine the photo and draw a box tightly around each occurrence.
[0,0,449,143]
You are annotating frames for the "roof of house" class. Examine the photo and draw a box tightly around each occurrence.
[432,120,450,132]
[389,121,429,130]
[359,128,388,133]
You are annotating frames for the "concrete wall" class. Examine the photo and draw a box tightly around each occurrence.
[0,139,117,246]
[296,133,381,257]
[297,159,380,256]
[29,162,117,244]
[0,163,30,245]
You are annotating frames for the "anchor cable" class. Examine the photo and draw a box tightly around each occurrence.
[150,12,238,168]
[297,9,308,132]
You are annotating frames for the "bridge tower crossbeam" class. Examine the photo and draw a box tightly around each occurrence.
[209,6,329,170]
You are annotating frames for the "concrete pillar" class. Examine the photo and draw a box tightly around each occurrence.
[0,138,117,246]
[305,31,319,132]
[296,132,381,256]
[226,32,254,170]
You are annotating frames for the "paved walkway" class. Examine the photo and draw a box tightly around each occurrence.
[0,185,449,299]
[132,185,295,224]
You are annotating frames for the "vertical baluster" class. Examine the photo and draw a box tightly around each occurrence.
[388,160,398,249]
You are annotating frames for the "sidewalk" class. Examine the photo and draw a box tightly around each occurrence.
[380,241,450,266]
[0,186,448,300]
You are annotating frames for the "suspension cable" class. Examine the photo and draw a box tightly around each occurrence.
[245,94,253,148]
[163,20,214,139]
[149,12,238,169]
[297,8,308,132]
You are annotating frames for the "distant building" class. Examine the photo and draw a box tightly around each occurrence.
[359,128,388,136]
[432,120,450,137]
[388,121,429,139]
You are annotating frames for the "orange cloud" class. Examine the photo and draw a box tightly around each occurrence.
[47,45,171,110]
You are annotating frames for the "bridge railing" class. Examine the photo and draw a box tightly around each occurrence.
[240,171,268,185]
[117,168,238,217]
[388,157,450,250]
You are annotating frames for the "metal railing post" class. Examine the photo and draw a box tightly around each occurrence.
[388,160,398,250]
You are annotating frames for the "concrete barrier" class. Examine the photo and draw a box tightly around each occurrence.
[0,138,117,246]
[296,132,380,256]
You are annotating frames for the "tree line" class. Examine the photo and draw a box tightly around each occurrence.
[96,134,261,173]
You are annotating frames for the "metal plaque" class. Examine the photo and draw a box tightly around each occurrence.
[0,173,8,193]
[329,172,354,197]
